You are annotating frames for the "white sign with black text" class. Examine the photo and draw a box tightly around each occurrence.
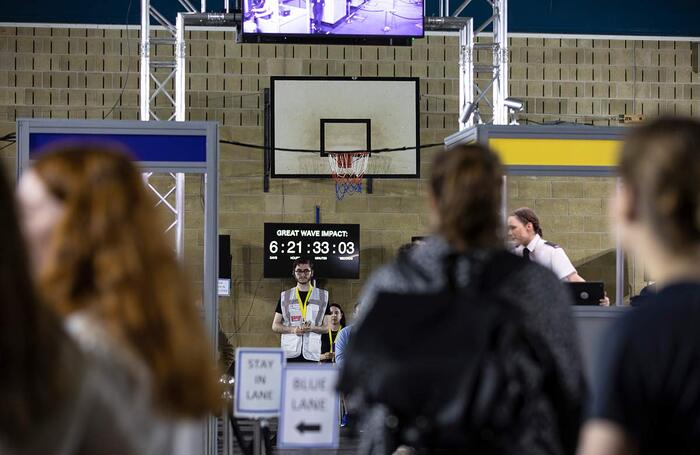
[217,278,231,296]
[233,348,284,418]
[278,364,340,449]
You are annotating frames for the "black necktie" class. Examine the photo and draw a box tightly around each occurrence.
[523,248,531,261]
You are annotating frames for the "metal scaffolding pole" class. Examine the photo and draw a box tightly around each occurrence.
[174,13,187,260]
[175,14,186,123]
[425,17,475,131]
[439,0,450,16]
[492,0,508,125]
[140,0,186,260]
[451,0,509,126]
[140,0,150,122]
[458,19,474,130]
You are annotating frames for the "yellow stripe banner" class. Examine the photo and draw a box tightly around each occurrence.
[488,138,622,167]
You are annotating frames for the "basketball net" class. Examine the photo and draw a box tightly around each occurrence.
[328,151,369,200]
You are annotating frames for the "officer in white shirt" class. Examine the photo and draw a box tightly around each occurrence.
[508,207,610,305]
[508,207,583,280]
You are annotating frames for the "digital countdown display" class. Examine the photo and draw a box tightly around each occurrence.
[264,223,360,279]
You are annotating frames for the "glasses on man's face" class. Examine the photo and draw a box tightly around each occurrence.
[295,269,312,275]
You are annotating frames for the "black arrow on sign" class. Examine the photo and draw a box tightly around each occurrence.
[296,422,322,433]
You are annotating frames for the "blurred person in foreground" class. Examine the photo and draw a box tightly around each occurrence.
[579,117,700,455]
[341,144,585,454]
[0,159,137,454]
[16,146,222,454]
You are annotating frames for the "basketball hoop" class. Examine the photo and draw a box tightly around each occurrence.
[328,151,369,200]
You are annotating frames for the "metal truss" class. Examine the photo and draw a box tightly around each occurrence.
[140,0,196,257]
[424,17,475,131]
[140,3,235,257]
[450,0,509,127]
[458,19,474,130]
[142,171,186,254]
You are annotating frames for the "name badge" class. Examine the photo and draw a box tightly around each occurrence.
[289,304,302,324]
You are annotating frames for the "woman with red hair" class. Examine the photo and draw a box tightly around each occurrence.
[17,145,222,454]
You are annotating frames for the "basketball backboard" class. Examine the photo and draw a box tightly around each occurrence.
[270,76,420,178]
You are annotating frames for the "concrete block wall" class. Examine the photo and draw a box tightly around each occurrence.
[1,26,698,346]
[506,37,699,122]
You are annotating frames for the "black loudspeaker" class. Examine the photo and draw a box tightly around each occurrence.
[219,235,232,279]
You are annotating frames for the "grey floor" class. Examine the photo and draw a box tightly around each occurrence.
[277,431,361,454]
[228,418,361,454]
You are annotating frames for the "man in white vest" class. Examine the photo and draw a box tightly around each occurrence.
[271,258,330,362]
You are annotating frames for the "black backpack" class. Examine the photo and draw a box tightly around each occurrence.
[338,251,573,454]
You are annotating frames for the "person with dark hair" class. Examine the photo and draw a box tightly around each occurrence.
[320,303,345,363]
[509,207,610,305]
[508,207,583,282]
[345,144,585,454]
[0,159,137,453]
[334,301,360,368]
[272,258,330,362]
[579,117,700,455]
[16,146,222,454]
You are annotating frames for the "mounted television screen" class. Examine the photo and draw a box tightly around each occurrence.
[241,0,424,45]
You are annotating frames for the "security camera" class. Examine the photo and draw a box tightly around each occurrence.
[459,101,478,125]
[504,97,524,125]
[503,97,524,111]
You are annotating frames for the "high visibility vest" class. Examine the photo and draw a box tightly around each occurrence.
[279,286,329,361]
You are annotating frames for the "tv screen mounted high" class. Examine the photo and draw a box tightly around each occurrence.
[241,0,424,45]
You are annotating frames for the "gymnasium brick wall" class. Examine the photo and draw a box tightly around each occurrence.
[1,26,697,347]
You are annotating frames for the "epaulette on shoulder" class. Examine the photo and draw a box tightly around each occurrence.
[544,241,560,248]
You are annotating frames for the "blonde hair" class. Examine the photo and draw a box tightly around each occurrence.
[34,145,221,417]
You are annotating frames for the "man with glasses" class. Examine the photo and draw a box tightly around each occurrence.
[272,258,330,362]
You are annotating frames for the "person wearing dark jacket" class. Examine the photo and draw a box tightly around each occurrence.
[348,144,585,455]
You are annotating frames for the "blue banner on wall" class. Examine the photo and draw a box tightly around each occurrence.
[29,133,207,163]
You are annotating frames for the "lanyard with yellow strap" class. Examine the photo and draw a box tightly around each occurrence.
[295,285,313,321]
[328,326,342,353]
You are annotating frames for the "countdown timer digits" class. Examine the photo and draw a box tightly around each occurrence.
[268,239,356,255]
[263,223,360,279]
